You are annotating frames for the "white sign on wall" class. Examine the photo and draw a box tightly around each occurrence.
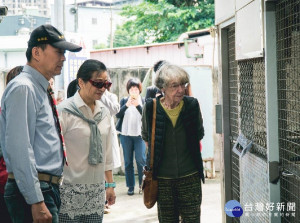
[235,0,264,60]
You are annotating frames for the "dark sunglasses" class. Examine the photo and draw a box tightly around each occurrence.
[89,80,112,89]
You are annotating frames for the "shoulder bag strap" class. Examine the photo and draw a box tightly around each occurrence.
[150,99,156,169]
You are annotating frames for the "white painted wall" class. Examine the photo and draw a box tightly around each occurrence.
[0,52,26,68]
[184,66,214,160]
[57,4,124,50]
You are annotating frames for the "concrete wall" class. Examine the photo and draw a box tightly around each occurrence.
[108,67,148,100]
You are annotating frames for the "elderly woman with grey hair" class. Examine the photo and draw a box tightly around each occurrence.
[141,62,205,223]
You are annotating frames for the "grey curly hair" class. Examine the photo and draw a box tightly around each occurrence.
[154,63,190,90]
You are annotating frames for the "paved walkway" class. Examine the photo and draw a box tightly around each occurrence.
[103,174,222,223]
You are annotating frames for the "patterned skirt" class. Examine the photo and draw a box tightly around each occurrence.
[59,182,105,223]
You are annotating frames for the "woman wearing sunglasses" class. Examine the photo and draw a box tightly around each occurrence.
[57,59,116,223]
[116,78,146,195]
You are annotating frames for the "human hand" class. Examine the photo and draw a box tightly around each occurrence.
[155,92,162,97]
[106,187,116,205]
[129,93,139,106]
[126,96,138,107]
[126,99,132,107]
[31,201,52,223]
[131,97,139,106]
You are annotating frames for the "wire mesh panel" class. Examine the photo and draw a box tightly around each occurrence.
[239,58,267,160]
[276,0,300,222]
[228,24,241,223]
[231,151,241,201]
[228,25,239,140]
[238,58,269,222]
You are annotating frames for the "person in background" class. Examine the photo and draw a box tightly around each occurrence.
[58,59,116,222]
[142,62,205,222]
[56,90,65,104]
[0,65,23,223]
[145,60,166,100]
[49,77,55,90]
[49,77,64,104]
[5,66,24,85]
[100,76,121,169]
[116,78,146,195]
[182,80,203,153]
[0,24,81,223]
[185,83,193,96]
[99,75,121,214]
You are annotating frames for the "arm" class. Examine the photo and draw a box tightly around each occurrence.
[3,86,52,222]
[145,87,152,100]
[131,96,143,115]
[141,104,148,143]
[57,104,67,135]
[100,91,120,116]
[197,101,205,140]
[136,104,143,115]
[105,170,116,205]
[31,202,52,222]
[141,104,150,166]
[104,116,116,205]
[115,98,128,119]
[3,86,43,204]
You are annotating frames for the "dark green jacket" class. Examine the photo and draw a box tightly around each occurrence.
[141,95,205,182]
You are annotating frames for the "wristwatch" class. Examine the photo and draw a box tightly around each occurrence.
[105,182,116,188]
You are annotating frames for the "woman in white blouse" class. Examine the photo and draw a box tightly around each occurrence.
[116,78,146,196]
[58,59,116,223]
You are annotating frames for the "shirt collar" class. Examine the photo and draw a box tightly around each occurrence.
[73,91,103,114]
[23,65,50,92]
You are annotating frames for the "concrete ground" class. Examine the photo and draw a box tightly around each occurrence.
[103,173,222,223]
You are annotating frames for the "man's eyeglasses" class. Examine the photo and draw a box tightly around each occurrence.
[89,80,112,89]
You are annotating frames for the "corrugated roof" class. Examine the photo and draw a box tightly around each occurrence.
[90,40,185,53]
[90,28,211,53]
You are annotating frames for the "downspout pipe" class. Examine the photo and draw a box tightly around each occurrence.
[184,38,203,60]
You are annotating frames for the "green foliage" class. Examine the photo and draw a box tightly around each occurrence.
[113,24,145,47]
[113,0,215,46]
[94,43,109,49]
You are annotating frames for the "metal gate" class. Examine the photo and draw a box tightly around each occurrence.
[226,24,269,222]
[227,24,241,223]
[276,0,300,222]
